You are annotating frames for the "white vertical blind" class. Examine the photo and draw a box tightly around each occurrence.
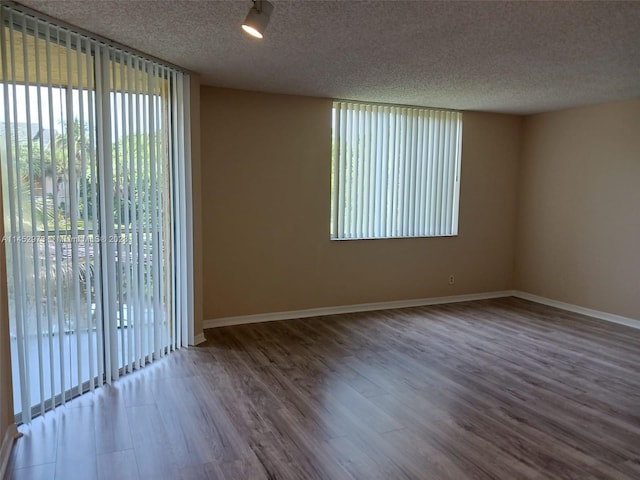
[331,101,462,240]
[0,4,192,423]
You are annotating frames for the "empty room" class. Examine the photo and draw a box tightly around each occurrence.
[1,1,639,479]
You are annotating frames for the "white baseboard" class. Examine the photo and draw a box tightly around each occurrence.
[203,291,513,329]
[0,423,19,479]
[191,332,206,346]
[203,290,640,332]
[511,290,640,330]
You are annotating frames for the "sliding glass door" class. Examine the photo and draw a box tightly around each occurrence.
[0,4,192,424]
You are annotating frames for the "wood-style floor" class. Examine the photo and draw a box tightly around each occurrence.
[5,297,640,480]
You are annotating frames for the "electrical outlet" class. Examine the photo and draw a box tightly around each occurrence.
[448,275,455,285]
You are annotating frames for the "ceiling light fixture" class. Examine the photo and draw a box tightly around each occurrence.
[242,0,274,39]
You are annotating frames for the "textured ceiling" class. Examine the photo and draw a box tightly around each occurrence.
[13,0,640,114]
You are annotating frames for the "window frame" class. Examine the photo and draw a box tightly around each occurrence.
[330,100,463,241]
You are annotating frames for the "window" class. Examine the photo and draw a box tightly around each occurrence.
[330,101,462,240]
[1,4,193,423]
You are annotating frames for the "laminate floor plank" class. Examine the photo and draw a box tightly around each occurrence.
[127,403,181,479]
[96,449,139,480]
[6,415,58,471]
[6,297,640,480]
[194,361,334,479]
[6,463,56,480]
[325,434,413,480]
[377,342,640,477]
[92,389,133,456]
[54,405,97,480]
[369,392,542,480]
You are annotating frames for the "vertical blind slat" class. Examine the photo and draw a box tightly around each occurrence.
[172,69,179,349]
[148,65,160,360]
[8,12,33,421]
[142,60,151,360]
[21,15,43,417]
[111,51,124,369]
[50,24,66,409]
[337,105,346,239]
[36,21,56,404]
[90,41,105,388]
[83,36,97,391]
[118,54,131,373]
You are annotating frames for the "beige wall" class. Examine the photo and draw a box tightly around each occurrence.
[515,99,640,319]
[201,87,522,319]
